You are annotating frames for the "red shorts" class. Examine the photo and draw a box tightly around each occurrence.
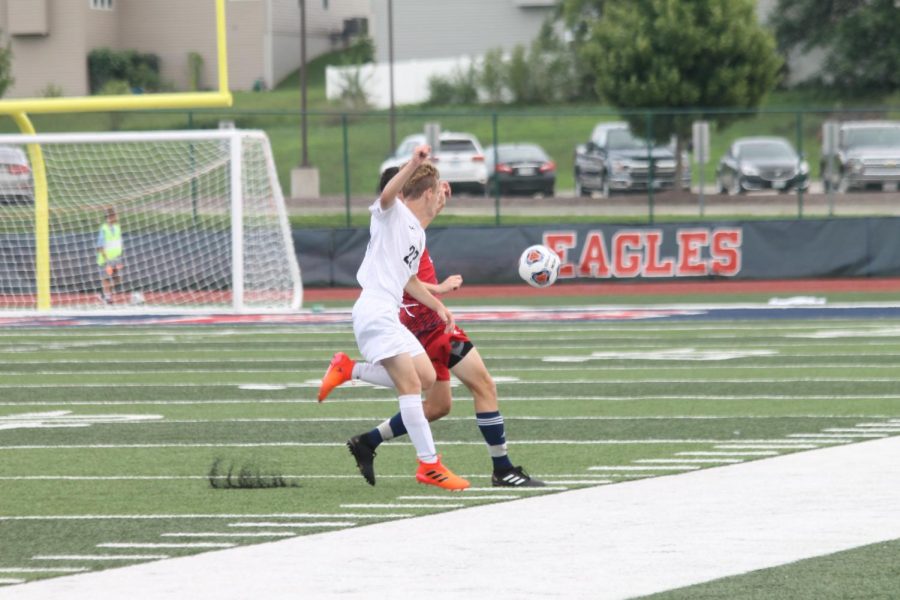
[414,325,471,382]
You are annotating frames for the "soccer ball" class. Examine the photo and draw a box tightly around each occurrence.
[518,244,560,288]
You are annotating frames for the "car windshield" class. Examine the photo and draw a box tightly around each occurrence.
[439,139,478,153]
[606,129,652,151]
[739,141,795,160]
[844,126,900,148]
[495,146,546,162]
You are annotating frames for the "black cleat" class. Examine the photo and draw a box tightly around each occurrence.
[346,435,377,486]
[491,465,545,488]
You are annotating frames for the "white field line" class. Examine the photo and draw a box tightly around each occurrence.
[587,466,700,471]
[634,458,743,464]
[6,364,900,375]
[227,522,356,528]
[5,395,900,408]
[0,439,839,451]
[0,513,413,521]
[0,580,24,585]
[0,568,87,573]
[715,444,820,449]
[32,555,169,561]
[396,495,521,501]
[825,427,900,433]
[464,486,570,492]
[676,451,779,457]
[787,433,878,439]
[340,503,465,509]
[543,479,611,485]
[97,543,234,549]
[857,422,900,427]
[160,533,295,538]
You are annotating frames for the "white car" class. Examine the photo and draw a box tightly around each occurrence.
[378,132,488,194]
[0,145,34,205]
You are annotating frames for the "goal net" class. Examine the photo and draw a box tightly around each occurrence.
[0,129,302,313]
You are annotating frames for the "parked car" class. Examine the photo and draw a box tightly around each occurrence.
[484,143,555,196]
[573,121,687,197]
[821,121,900,192]
[715,136,809,195]
[0,145,33,205]
[378,131,488,194]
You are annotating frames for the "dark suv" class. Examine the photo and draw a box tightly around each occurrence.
[574,122,687,197]
[822,121,900,192]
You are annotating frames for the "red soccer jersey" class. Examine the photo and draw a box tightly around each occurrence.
[400,247,444,335]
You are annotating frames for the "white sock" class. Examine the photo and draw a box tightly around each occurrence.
[353,362,395,388]
[398,394,436,463]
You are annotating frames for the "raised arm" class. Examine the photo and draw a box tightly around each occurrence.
[379,144,431,211]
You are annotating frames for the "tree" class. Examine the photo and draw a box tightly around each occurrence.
[578,0,782,157]
[770,0,900,92]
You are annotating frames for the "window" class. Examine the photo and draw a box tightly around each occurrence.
[91,0,113,10]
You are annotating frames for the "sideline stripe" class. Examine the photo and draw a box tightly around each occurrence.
[0,568,87,573]
[97,543,235,549]
[32,555,169,561]
[227,522,356,528]
[0,513,413,521]
[340,503,465,509]
[160,533,295,538]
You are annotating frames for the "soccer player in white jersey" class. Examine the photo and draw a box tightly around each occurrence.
[322,144,469,491]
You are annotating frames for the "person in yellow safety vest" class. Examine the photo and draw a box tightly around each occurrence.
[96,207,123,305]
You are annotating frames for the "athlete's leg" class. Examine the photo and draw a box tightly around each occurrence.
[380,352,436,462]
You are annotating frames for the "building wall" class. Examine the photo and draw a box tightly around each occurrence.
[0,0,90,97]
[369,0,554,63]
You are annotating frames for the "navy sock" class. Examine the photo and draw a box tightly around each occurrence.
[363,412,407,449]
[476,411,513,471]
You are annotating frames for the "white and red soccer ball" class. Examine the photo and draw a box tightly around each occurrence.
[518,244,560,288]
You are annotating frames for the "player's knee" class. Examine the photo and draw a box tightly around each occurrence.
[418,366,436,390]
[425,397,451,421]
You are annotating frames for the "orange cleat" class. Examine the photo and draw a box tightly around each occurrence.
[318,352,355,402]
[415,456,470,491]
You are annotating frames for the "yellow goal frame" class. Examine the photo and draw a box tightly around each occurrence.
[0,0,233,310]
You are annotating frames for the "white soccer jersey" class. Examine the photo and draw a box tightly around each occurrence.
[356,198,425,306]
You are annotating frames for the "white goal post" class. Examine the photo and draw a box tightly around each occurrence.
[0,129,302,314]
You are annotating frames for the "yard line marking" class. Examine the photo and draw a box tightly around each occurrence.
[97,543,235,549]
[633,458,743,464]
[0,439,842,450]
[396,495,521,501]
[7,394,900,407]
[0,513,412,521]
[0,568,88,573]
[0,579,24,585]
[544,480,611,485]
[32,555,169,561]
[786,433,877,440]
[856,422,900,428]
[715,444,820,449]
[463,486,569,492]
[340,503,465,509]
[824,428,899,434]
[676,451,779,457]
[161,533,295,538]
[227,522,356,528]
[587,466,700,471]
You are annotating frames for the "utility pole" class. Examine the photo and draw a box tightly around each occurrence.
[299,0,309,167]
[388,0,396,151]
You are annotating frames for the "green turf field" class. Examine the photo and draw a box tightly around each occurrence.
[1,314,899,596]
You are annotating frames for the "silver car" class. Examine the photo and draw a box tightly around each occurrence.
[0,145,34,205]
[379,132,488,195]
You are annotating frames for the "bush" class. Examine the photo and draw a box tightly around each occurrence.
[88,48,161,93]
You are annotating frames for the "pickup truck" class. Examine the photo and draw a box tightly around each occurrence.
[821,121,900,192]
[573,122,684,197]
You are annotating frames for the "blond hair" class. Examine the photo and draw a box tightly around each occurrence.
[401,163,440,200]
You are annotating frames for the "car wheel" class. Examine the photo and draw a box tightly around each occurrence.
[716,175,727,194]
[575,178,589,198]
[728,176,742,196]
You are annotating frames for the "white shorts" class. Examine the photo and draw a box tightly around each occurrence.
[352,295,425,364]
